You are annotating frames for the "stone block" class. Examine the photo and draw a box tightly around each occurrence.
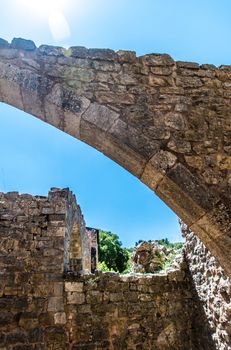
[0,38,9,48]
[67,292,85,304]
[141,150,177,190]
[156,175,204,226]
[65,282,83,292]
[81,102,119,132]
[38,45,64,56]
[77,304,91,314]
[18,313,39,330]
[11,38,36,51]
[44,326,67,343]
[53,282,63,296]
[69,46,88,58]
[167,163,219,211]
[47,297,64,312]
[28,328,44,343]
[123,291,138,302]
[54,312,66,325]
[43,249,60,257]
[117,50,136,63]
[41,207,54,214]
[140,53,174,66]
[88,48,117,61]
[109,292,124,302]
[80,118,146,178]
[0,312,14,325]
[86,291,102,304]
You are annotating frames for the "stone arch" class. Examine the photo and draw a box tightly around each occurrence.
[0,37,231,275]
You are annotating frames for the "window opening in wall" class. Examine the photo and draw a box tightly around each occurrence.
[91,247,97,273]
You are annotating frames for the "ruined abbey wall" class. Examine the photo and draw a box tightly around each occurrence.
[63,272,193,350]
[0,189,194,349]
[0,188,92,276]
[0,37,231,277]
[182,223,231,350]
[1,188,231,349]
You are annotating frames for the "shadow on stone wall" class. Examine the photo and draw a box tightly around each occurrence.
[187,266,216,350]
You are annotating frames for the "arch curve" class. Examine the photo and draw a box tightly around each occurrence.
[0,38,231,275]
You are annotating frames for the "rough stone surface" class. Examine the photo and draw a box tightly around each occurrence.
[132,241,164,273]
[1,188,230,349]
[132,241,182,273]
[0,188,96,276]
[0,38,230,276]
[0,38,9,48]
[0,189,195,349]
[11,37,36,51]
[63,272,193,350]
[182,222,231,350]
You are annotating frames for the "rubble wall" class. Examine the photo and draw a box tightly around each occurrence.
[0,189,193,349]
[0,269,193,350]
[182,223,231,350]
[63,272,193,349]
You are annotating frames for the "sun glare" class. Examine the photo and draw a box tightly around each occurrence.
[49,12,71,42]
[17,0,71,42]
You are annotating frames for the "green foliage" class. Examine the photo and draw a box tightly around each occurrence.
[156,238,183,250]
[98,230,130,273]
[121,248,134,274]
[98,261,112,272]
[158,238,170,246]
[135,238,183,250]
[172,242,184,250]
[98,230,183,274]
[135,239,144,247]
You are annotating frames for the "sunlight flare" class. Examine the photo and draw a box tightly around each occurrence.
[49,11,71,42]
[17,0,71,41]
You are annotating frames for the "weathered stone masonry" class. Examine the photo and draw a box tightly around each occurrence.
[182,223,231,350]
[0,188,96,277]
[0,37,231,348]
[0,37,230,277]
[0,188,193,349]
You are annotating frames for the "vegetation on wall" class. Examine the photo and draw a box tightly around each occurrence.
[98,230,183,274]
[135,238,183,250]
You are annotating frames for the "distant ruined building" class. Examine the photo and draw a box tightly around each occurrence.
[0,37,231,349]
[86,227,99,273]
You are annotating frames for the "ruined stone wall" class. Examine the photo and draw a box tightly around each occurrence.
[0,189,194,349]
[182,223,231,350]
[63,272,193,350]
[0,269,193,350]
[0,37,231,276]
[0,188,89,275]
[0,189,67,276]
[0,189,71,349]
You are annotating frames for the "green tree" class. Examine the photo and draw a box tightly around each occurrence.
[98,230,129,273]
[135,239,144,247]
[156,238,183,249]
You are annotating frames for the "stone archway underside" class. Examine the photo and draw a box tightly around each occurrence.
[0,37,230,275]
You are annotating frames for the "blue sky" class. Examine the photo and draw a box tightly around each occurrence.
[0,0,230,246]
